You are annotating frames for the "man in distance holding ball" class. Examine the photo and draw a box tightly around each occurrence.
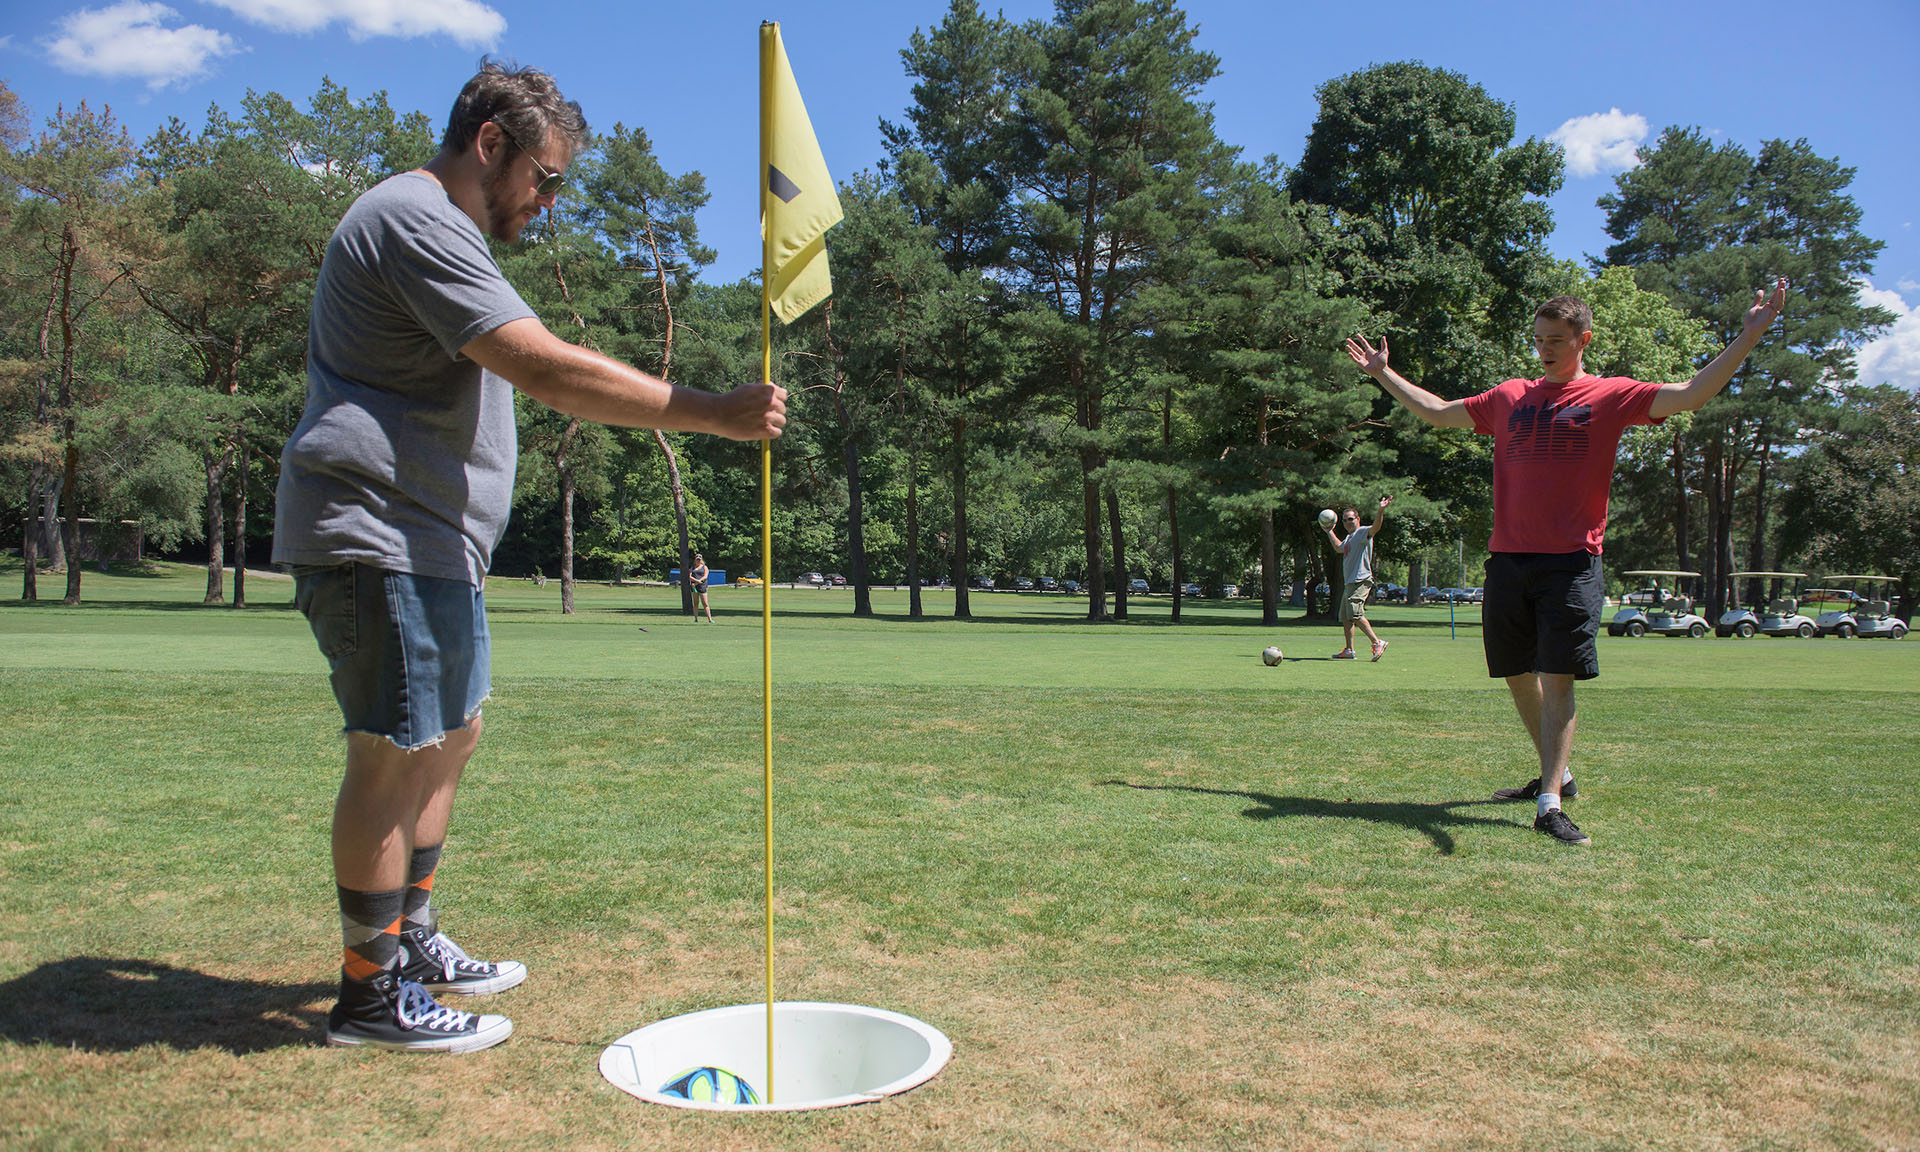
[1321,496,1391,662]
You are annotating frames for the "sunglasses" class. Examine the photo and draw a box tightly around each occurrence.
[491,121,566,197]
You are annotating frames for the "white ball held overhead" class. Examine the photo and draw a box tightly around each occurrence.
[1262,645,1283,666]
[1318,509,1337,529]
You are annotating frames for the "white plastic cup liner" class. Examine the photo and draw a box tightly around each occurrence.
[600,1001,952,1112]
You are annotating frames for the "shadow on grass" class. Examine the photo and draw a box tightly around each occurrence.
[0,957,332,1053]
[1101,780,1524,854]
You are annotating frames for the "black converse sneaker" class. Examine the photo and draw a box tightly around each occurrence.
[1493,774,1577,801]
[326,967,513,1053]
[398,928,527,996]
[1533,808,1591,846]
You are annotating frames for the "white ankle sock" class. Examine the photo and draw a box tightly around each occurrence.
[1538,794,1562,816]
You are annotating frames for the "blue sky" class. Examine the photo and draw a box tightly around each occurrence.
[4,0,1916,387]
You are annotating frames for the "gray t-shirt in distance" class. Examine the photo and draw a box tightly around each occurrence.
[272,171,537,586]
[1341,524,1374,585]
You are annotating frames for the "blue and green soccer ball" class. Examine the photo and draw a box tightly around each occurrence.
[661,1066,760,1105]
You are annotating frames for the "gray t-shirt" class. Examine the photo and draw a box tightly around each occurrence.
[272,171,536,585]
[1341,524,1374,585]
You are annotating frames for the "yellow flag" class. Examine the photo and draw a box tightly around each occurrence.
[761,21,842,323]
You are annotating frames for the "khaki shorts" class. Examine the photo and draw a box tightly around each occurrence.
[1340,579,1373,623]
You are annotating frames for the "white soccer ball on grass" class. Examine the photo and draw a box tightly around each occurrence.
[1262,645,1283,666]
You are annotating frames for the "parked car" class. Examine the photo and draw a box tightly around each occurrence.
[1129,578,1150,594]
[802,571,825,586]
[1039,576,1058,592]
[1015,576,1035,590]
[1180,583,1203,597]
[1464,587,1484,603]
[1374,583,1406,603]
[1220,583,1240,598]
[737,574,763,588]
[1062,580,1081,594]
[1417,585,1442,602]
[969,574,993,590]
[827,573,846,586]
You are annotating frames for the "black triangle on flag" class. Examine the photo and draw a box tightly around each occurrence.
[768,164,801,204]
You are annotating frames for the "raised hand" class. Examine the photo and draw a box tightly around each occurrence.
[1745,277,1788,334]
[1344,333,1390,377]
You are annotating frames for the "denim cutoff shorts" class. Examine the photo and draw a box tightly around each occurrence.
[292,563,491,751]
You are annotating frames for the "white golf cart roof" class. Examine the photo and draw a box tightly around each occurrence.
[1728,571,1808,579]
[1822,575,1901,584]
[1622,570,1702,579]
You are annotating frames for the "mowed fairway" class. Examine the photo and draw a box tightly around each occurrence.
[2,563,1915,1151]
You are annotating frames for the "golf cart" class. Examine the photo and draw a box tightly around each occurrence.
[1608,570,1711,638]
[1813,576,1909,639]
[1716,571,1818,638]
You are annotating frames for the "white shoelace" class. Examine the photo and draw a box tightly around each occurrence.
[394,979,473,1032]
[418,931,488,979]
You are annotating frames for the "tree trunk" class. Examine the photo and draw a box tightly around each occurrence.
[906,433,922,620]
[231,441,247,608]
[1747,435,1772,586]
[823,305,873,617]
[1258,509,1278,627]
[22,467,44,601]
[56,224,82,607]
[952,417,971,620]
[204,451,227,604]
[61,431,81,605]
[1106,486,1128,621]
[1671,429,1691,573]
[1167,487,1183,624]
[560,463,576,615]
[558,418,580,615]
[653,430,694,614]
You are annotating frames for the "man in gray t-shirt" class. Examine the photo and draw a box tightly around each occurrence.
[1321,495,1391,661]
[274,62,787,1055]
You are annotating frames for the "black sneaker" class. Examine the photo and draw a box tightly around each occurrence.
[326,967,513,1053]
[1492,775,1577,801]
[1533,808,1591,846]
[398,928,527,996]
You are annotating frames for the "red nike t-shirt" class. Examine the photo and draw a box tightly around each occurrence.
[1463,375,1666,555]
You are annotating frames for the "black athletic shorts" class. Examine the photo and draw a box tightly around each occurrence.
[1481,551,1605,680]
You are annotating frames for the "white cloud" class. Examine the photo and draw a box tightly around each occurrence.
[202,0,505,48]
[1854,279,1920,392]
[45,2,239,89]
[1549,108,1650,178]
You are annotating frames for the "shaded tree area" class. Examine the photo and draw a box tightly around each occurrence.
[1,5,1897,621]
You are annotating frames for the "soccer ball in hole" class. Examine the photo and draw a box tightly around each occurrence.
[661,1066,759,1105]
[1318,508,1337,529]
[1262,645,1283,666]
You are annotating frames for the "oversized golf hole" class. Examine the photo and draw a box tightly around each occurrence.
[600,1002,951,1112]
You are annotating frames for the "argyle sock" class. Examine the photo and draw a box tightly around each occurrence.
[403,843,443,936]
[338,885,406,984]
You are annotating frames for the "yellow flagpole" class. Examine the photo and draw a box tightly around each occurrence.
[758,27,777,1107]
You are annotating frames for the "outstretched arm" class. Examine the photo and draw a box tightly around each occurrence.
[464,317,787,441]
[1344,334,1475,429]
[1371,494,1390,535]
[1649,278,1788,419]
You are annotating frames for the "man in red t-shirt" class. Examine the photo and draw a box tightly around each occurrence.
[1343,280,1786,846]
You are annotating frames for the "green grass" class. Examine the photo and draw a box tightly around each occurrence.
[1,561,1915,1150]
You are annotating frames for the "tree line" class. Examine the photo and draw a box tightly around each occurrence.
[3,0,1909,623]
